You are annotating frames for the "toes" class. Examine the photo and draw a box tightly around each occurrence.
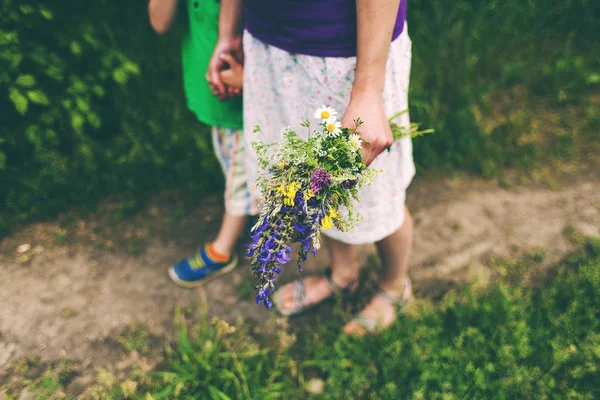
[343,321,368,336]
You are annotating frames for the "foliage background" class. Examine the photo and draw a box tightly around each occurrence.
[1,0,599,234]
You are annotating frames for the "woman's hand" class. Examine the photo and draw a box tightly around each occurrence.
[206,36,243,99]
[342,92,392,166]
[219,52,244,91]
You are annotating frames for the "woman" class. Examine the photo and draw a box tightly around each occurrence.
[210,0,415,335]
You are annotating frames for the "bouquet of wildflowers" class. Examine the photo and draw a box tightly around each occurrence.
[248,107,432,308]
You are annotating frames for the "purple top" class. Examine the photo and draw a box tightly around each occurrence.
[244,0,407,58]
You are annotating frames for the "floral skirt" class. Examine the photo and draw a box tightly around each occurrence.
[243,25,415,245]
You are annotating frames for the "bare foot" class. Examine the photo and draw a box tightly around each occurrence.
[275,274,357,315]
[344,278,412,336]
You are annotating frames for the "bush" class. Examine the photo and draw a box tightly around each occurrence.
[0,0,221,230]
[408,0,600,175]
[1,0,599,231]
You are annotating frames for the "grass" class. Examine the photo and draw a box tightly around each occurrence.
[119,324,152,355]
[4,237,599,399]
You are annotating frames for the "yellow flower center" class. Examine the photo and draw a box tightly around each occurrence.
[326,123,335,132]
[321,110,330,119]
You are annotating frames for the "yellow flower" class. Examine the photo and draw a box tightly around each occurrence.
[286,182,300,199]
[284,197,294,206]
[306,189,315,199]
[328,207,338,219]
[277,184,286,194]
[321,215,333,230]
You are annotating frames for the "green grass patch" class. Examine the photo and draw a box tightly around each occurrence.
[47,237,595,399]
[5,238,599,398]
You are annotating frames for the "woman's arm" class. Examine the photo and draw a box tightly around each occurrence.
[342,0,402,166]
[207,0,244,99]
[148,0,179,34]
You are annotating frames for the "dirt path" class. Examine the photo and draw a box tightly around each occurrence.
[1,174,599,379]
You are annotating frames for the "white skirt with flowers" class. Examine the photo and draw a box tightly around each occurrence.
[243,25,416,245]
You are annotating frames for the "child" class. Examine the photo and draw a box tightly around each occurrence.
[148,0,255,287]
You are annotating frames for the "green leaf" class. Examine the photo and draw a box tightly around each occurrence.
[208,385,231,400]
[9,88,28,115]
[19,5,35,14]
[70,41,82,55]
[39,7,54,20]
[112,68,128,85]
[16,75,36,87]
[93,85,105,97]
[11,53,23,68]
[586,73,600,85]
[87,113,101,129]
[71,113,85,132]
[76,98,90,113]
[27,90,49,105]
[25,125,41,144]
[123,61,140,75]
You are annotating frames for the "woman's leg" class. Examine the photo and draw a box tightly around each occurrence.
[344,206,413,335]
[277,237,359,312]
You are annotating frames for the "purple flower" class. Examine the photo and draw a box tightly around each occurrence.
[294,222,308,233]
[343,179,358,189]
[275,247,292,264]
[310,168,331,194]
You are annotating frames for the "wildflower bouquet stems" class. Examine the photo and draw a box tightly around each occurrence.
[248,107,432,308]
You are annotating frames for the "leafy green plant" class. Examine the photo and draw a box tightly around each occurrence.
[147,307,299,399]
[2,0,599,234]
[119,324,152,355]
[0,0,222,234]
[297,237,600,399]
[408,0,600,175]
[22,360,77,399]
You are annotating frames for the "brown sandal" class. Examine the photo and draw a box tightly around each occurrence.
[272,271,358,317]
[350,277,413,333]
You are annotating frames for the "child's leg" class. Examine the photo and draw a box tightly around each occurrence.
[168,126,256,287]
[210,125,257,255]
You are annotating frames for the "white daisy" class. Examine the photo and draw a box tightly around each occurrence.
[314,106,338,122]
[325,117,342,137]
[349,134,363,151]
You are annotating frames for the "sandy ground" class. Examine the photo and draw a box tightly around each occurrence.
[1,174,599,379]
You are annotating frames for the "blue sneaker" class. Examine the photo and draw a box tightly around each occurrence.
[168,245,238,288]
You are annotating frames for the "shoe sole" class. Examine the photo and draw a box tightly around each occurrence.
[168,256,238,288]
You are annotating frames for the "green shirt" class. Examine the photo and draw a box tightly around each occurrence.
[181,0,243,129]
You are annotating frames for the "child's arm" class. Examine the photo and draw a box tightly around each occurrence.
[219,53,243,90]
[148,0,178,34]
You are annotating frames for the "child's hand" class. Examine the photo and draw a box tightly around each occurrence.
[218,53,243,91]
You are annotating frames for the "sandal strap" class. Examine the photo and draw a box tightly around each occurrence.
[350,278,413,334]
[274,273,358,317]
[290,279,310,312]
[353,314,378,333]
[325,271,358,294]
[375,277,412,306]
